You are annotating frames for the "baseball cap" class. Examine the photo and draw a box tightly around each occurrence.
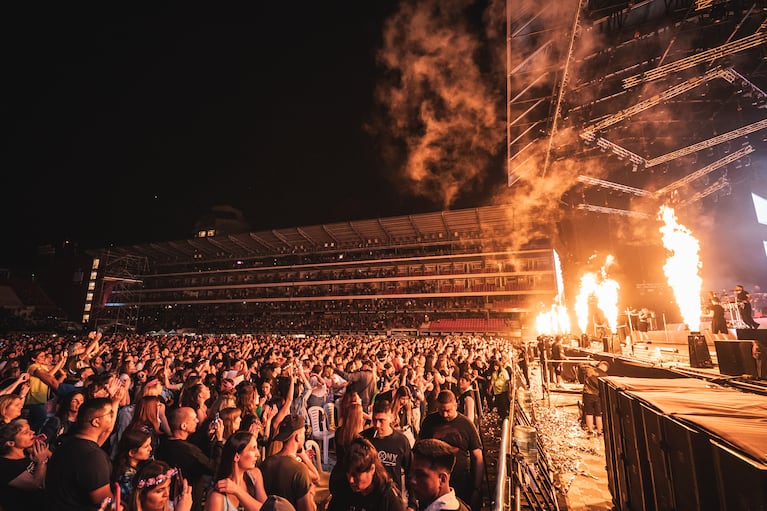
[273,414,305,442]
[262,495,296,511]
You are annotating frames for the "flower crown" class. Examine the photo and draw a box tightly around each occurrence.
[137,468,178,489]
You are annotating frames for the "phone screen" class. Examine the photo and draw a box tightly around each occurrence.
[170,467,183,501]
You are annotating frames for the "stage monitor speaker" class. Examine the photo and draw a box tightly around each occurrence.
[735,328,767,343]
[688,334,713,368]
[714,341,758,376]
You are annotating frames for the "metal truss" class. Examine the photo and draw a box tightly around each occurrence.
[576,203,651,218]
[646,118,767,167]
[679,178,731,206]
[721,68,767,100]
[588,136,647,166]
[654,145,754,196]
[622,30,767,89]
[577,175,653,197]
[583,66,728,135]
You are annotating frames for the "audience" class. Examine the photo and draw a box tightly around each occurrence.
[0,330,525,511]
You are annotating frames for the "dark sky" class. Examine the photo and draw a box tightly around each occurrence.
[1,6,508,270]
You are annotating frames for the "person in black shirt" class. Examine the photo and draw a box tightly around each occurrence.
[46,397,116,510]
[581,361,609,436]
[155,406,222,511]
[736,285,760,329]
[0,419,49,511]
[361,400,412,502]
[418,391,483,511]
[709,296,728,336]
[327,437,404,511]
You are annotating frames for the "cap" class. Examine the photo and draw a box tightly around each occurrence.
[273,414,305,442]
[262,495,296,511]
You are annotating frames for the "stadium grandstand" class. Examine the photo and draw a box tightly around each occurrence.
[87,204,560,336]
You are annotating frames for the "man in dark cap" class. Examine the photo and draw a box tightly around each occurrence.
[261,414,316,511]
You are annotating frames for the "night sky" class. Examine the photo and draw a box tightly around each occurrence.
[1,5,508,271]
[2,5,766,301]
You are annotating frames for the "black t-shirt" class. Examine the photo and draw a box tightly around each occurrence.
[361,427,411,492]
[419,413,481,502]
[155,437,216,487]
[261,454,313,509]
[327,478,404,511]
[0,456,46,511]
[45,436,112,511]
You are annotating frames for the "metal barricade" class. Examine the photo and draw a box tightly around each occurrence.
[495,351,560,511]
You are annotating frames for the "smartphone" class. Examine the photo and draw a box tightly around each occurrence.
[170,467,183,501]
[213,412,220,424]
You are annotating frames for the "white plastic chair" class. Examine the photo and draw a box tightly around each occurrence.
[304,439,324,474]
[324,402,337,432]
[307,405,335,467]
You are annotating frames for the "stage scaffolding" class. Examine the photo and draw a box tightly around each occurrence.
[89,251,148,333]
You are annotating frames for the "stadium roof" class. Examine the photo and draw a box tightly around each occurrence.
[96,204,532,263]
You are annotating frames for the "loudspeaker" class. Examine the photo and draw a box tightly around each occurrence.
[711,439,767,510]
[688,334,713,368]
[735,328,767,342]
[640,403,674,510]
[662,415,718,510]
[714,341,758,376]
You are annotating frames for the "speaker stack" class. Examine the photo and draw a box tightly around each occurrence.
[687,333,713,368]
[600,377,767,510]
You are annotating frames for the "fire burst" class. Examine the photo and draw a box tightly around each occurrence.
[535,302,571,336]
[574,257,620,335]
[535,250,571,335]
[659,206,702,332]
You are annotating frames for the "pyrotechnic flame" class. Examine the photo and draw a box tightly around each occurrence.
[574,256,620,335]
[659,206,702,331]
[596,278,620,333]
[574,273,597,333]
[536,303,571,336]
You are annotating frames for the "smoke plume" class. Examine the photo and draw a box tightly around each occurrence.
[373,0,504,207]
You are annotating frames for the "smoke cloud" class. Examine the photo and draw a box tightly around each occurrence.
[373,0,504,208]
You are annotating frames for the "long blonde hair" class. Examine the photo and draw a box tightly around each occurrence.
[336,400,364,448]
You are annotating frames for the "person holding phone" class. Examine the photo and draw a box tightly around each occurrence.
[0,418,51,511]
[131,459,193,511]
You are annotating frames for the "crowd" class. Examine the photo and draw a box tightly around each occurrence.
[0,331,523,511]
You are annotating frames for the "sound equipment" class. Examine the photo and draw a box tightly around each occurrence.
[603,335,622,354]
[735,328,767,343]
[711,439,767,510]
[688,333,713,368]
[714,341,757,376]
[662,416,717,510]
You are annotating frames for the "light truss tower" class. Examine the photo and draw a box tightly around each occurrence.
[90,251,148,332]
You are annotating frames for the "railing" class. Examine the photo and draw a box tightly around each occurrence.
[494,417,512,511]
[494,349,560,511]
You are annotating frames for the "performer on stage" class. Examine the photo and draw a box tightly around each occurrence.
[709,296,728,336]
[735,285,760,329]
[637,308,651,341]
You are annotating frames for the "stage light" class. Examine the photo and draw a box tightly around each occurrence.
[752,193,767,225]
